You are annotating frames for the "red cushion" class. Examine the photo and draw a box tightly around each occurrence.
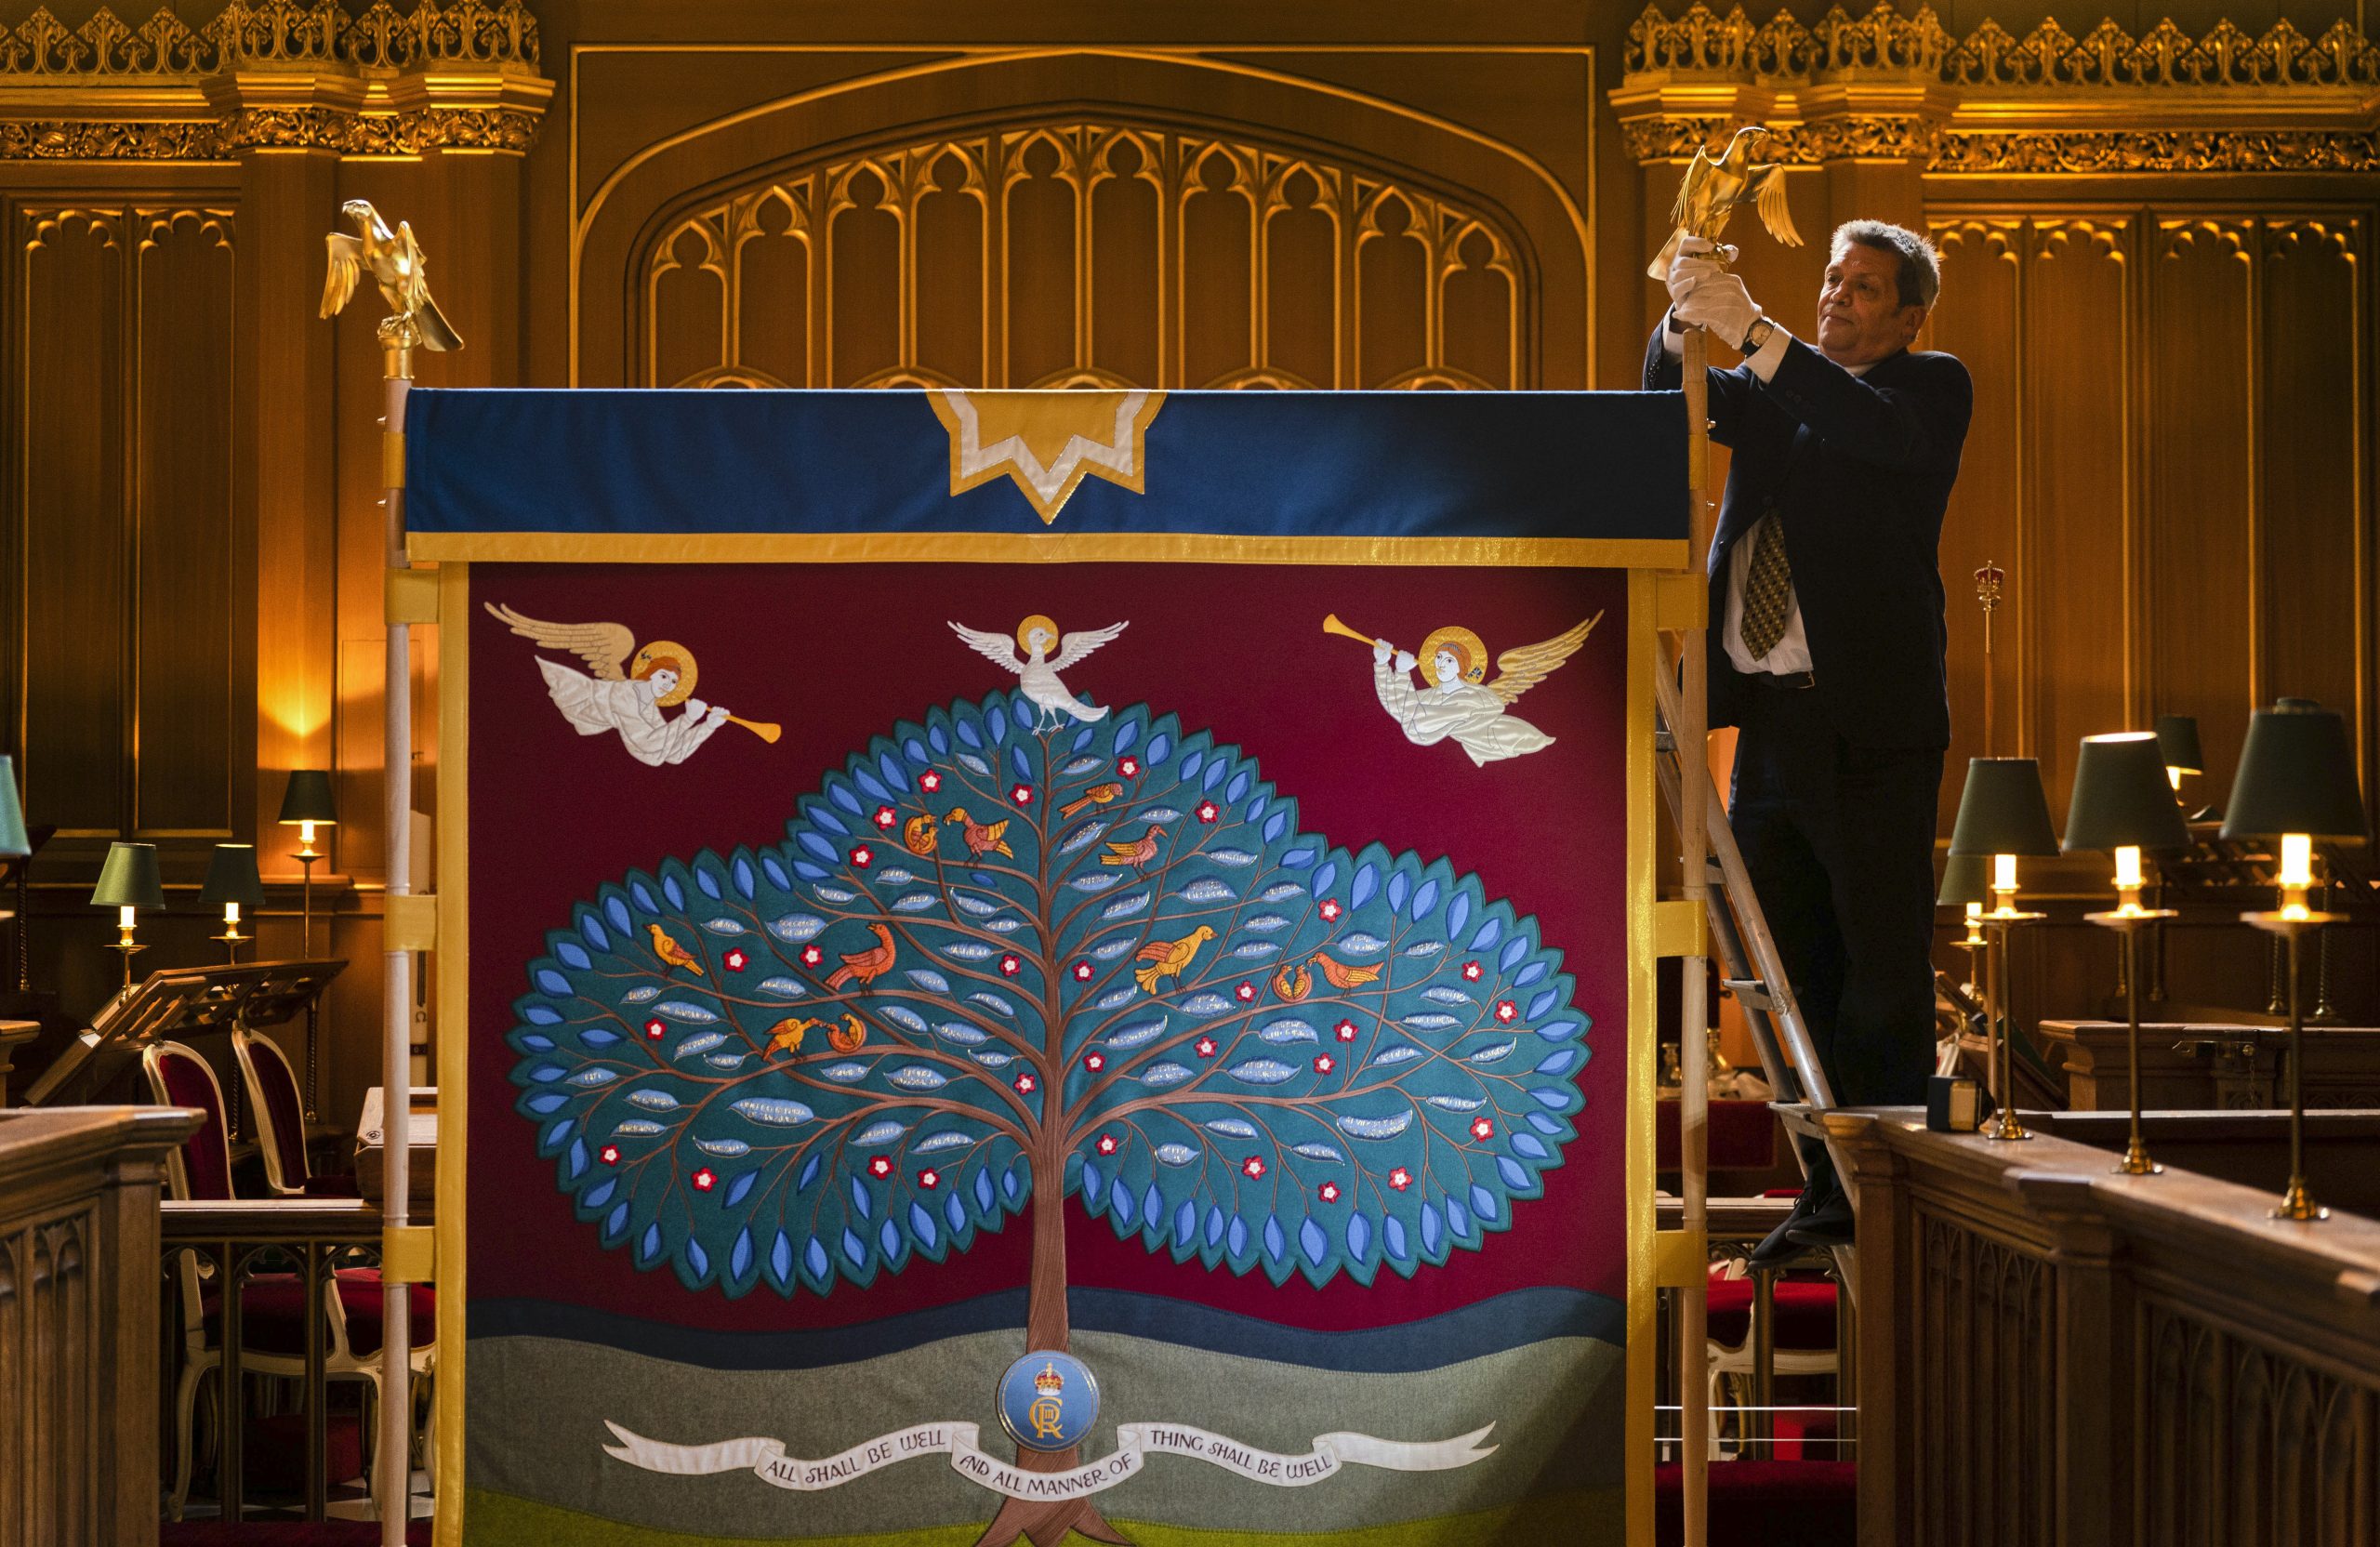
[156,1052,231,1200]
[1706,1276,1839,1351]
[246,1038,311,1189]
[199,1271,434,1357]
[1656,1098,1778,1170]
[243,1409,366,1494]
[331,1269,436,1355]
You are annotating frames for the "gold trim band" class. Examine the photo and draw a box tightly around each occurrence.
[405,531,1687,569]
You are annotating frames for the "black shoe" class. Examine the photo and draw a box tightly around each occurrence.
[1784,1195,1855,1250]
[1747,1192,1824,1268]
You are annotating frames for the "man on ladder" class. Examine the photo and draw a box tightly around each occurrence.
[1646,221,1974,1265]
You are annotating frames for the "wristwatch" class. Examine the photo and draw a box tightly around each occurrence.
[1741,317,1778,354]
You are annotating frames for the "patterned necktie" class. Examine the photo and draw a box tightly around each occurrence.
[1739,519,1793,661]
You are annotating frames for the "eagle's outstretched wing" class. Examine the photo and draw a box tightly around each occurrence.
[1752,165,1803,249]
[948,621,1025,675]
[1488,612,1605,706]
[484,602,635,681]
[1049,620,1128,672]
[322,231,364,320]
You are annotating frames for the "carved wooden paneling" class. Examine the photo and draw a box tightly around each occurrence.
[634,121,1527,390]
[10,204,240,846]
[1913,1206,2058,1545]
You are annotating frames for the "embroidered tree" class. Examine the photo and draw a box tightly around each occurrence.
[510,693,1592,1546]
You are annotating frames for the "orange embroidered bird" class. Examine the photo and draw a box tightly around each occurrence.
[768,1016,825,1056]
[902,813,940,857]
[826,923,897,990]
[1272,962,1314,1002]
[1061,783,1125,819]
[945,807,1013,859]
[1313,954,1382,990]
[827,1013,866,1054]
[647,923,704,975]
[1133,926,1216,995]
[1099,825,1163,871]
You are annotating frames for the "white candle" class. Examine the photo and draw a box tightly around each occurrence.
[226,902,242,928]
[117,906,135,931]
[2279,833,2312,889]
[299,819,317,847]
[1993,853,2016,893]
[2114,846,2142,890]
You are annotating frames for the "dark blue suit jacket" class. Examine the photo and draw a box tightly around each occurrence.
[1643,324,1973,750]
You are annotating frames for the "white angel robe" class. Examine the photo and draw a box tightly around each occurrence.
[1373,659,1554,766]
[536,660,717,767]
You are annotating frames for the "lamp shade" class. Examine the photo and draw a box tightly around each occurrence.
[2220,699,2370,842]
[277,769,337,826]
[1937,851,1991,906]
[0,755,27,859]
[2153,714,2203,777]
[2064,733,2191,854]
[199,843,265,909]
[1948,758,2061,857]
[91,840,165,910]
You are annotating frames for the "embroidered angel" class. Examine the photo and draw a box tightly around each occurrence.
[1358,615,1603,766]
[484,602,780,767]
[949,615,1127,729]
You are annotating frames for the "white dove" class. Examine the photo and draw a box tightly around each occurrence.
[949,615,1127,729]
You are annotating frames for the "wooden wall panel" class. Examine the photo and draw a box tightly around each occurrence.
[1180,148,1256,388]
[1263,164,1338,388]
[1089,139,1162,386]
[734,193,811,389]
[828,169,902,388]
[913,154,985,387]
[1004,138,1078,389]
[1355,198,1427,387]
[2149,219,2259,815]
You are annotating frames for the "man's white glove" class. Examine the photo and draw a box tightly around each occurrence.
[1673,267,1763,351]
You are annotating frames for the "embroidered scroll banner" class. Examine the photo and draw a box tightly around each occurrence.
[413,388,1684,1547]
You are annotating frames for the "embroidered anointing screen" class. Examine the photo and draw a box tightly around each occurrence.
[406,388,1686,1547]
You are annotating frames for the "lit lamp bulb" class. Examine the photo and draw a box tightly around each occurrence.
[1990,853,2018,915]
[2278,832,2313,920]
[2164,765,2185,793]
[1962,900,1985,948]
[117,905,137,940]
[2112,844,2146,914]
[298,819,320,857]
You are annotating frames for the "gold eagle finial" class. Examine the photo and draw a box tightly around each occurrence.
[321,199,463,352]
[1646,126,1803,280]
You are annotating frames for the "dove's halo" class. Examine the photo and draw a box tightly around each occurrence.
[631,640,698,706]
[1013,615,1061,655]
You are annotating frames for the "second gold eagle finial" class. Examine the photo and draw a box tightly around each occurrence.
[321,199,464,352]
[1646,125,1802,280]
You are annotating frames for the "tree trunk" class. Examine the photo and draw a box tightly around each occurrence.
[971,1156,1130,1547]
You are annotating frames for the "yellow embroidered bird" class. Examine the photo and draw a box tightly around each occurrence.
[1272,962,1314,1002]
[902,813,941,857]
[1646,125,1802,281]
[1313,954,1382,990]
[1099,825,1164,872]
[828,1013,867,1054]
[320,199,464,350]
[768,1017,825,1056]
[1061,783,1125,819]
[945,808,1013,859]
[647,924,704,975]
[1134,926,1217,996]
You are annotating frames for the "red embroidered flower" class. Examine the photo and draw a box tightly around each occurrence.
[1084,1052,1106,1072]
[920,770,943,792]
[1097,1133,1119,1157]
[1318,1183,1341,1203]
[692,1168,717,1192]
[1314,1054,1336,1074]
[1235,981,1257,1002]
[723,948,748,972]
[869,1157,893,1178]
[1196,801,1220,824]
[643,1019,666,1040]
[873,805,897,829]
[1242,1157,1266,1180]
[919,1170,941,1190]
[849,845,873,868]
[1335,1020,1358,1042]
[800,945,824,968]
[1014,1073,1038,1094]
[1072,961,1094,982]
[1462,960,1483,981]
[999,954,1022,977]
[1471,1117,1496,1141]
[1320,899,1343,922]
[1495,1000,1518,1024]
[600,1144,621,1166]
[1012,784,1034,806]
[1389,1168,1412,1192]
[1195,1037,1218,1058]
[1117,757,1141,777]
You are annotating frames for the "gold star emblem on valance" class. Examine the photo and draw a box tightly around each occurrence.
[929,390,1167,524]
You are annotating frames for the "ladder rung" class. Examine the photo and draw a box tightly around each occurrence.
[1720,978,1774,1011]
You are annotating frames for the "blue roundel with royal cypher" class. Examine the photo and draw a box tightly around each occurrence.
[998,1350,1101,1453]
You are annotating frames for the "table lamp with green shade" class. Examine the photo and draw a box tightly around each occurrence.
[2220,698,2369,1222]
[91,840,165,998]
[2063,732,2191,1175]
[277,769,337,957]
[200,843,265,963]
[1949,757,2061,1141]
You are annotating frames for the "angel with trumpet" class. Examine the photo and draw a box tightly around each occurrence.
[1325,612,1602,766]
[485,602,781,768]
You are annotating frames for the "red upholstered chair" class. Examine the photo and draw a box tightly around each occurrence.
[231,1024,358,1197]
[1703,1261,1840,1454]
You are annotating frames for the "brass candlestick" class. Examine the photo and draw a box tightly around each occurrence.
[1980,898,2043,1143]
[2085,902,2175,1175]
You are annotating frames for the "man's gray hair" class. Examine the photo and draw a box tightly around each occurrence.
[1831,219,1940,311]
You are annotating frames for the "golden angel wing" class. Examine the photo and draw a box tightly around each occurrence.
[1751,165,1803,249]
[1487,612,1606,706]
[483,602,635,681]
[1048,620,1128,672]
[947,622,1025,675]
[321,231,364,320]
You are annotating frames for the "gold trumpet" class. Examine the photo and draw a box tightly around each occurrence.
[728,716,782,745]
[1321,614,1392,651]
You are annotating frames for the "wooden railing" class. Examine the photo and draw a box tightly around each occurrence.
[1830,1106,2380,1547]
[0,1104,201,1547]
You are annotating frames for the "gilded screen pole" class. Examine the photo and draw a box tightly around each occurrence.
[323,199,463,1541]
